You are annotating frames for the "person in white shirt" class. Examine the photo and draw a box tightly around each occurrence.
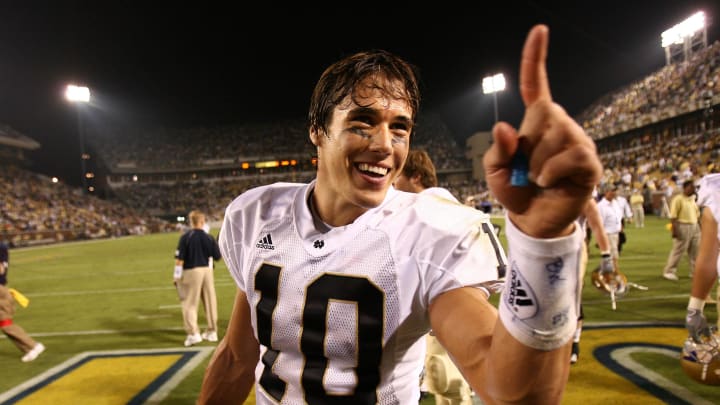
[199,25,602,404]
[597,184,624,271]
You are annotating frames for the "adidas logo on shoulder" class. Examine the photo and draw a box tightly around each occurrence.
[256,234,275,250]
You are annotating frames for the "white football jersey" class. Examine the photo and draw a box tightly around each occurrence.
[219,180,505,404]
[419,186,459,203]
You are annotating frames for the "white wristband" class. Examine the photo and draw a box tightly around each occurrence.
[499,215,583,351]
[173,265,183,279]
[688,296,705,311]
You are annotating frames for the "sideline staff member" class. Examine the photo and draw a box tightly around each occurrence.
[174,210,222,347]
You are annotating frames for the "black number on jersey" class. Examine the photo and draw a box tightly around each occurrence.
[481,222,507,278]
[255,263,383,404]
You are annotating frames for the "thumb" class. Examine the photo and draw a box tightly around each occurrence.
[484,122,520,172]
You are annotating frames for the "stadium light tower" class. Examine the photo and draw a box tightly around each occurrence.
[661,11,707,65]
[65,84,92,193]
[482,73,506,123]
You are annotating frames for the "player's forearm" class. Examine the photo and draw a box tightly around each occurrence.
[481,325,571,404]
[584,202,611,252]
[198,340,256,404]
[507,211,575,239]
[690,261,718,300]
[483,216,581,402]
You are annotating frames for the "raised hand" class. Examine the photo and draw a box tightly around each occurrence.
[483,25,602,238]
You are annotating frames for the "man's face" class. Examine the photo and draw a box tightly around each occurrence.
[312,78,413,218]
[685,184,695,196]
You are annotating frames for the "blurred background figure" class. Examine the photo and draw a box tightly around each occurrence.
[0,241,45,362]
[394,149,474,405]
[173,210,222,347]
[662,180,700,281]
[572,197,615,364]
[630,188,645,228]
[394,149,459,203]
[597,184,624,271]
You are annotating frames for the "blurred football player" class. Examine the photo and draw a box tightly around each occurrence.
[682,173,720,385]
[574,196,615,363]
[394,148,479,404]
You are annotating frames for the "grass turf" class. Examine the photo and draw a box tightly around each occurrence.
[1,215,718,404]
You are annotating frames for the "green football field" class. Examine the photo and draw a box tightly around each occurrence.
[1,215,719,404]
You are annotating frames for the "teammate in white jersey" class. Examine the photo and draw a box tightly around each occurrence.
[199,24,602,404]
[394,148,475,404]
[686,173,720,341]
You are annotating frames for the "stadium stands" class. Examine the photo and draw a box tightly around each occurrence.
[2,40,718,247]
[0,164,173,247]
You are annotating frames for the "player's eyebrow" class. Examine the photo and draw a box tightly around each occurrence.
[346,107,413,127]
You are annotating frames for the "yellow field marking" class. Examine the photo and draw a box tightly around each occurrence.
[0,347,213,405]
[563,325,719,404]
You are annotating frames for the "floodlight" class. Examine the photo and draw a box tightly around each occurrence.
[482,73,506,123]
[482,73,506,94]
[66,84,92,192]
[661,11,705,47]
[65,85,91,103]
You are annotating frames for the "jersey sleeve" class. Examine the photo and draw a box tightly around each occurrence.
[699,173,720,225]
[219,202,247,292]
[400,198,506,304]
[425,219,506,302]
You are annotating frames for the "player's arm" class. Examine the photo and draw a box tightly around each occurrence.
[584,199,611,253]
[474,24,598,403]
[198,289,259,404]
[430,284,571,403]
[686,208,718,341]
[691,208,719,301]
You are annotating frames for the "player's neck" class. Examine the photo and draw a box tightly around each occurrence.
[307,188,333,233]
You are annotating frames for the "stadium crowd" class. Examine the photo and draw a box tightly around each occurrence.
[577,40,719,140]
[1,40,719,247]
[0,164,173,247]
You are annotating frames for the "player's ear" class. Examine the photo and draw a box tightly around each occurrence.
[310,129,321,146]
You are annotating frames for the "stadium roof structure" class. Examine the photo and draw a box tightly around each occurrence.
[0,123,40,150]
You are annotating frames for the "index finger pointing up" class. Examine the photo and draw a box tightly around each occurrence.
[520,24,552,106]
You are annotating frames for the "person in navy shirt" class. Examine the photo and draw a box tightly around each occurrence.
[174,211,222,347]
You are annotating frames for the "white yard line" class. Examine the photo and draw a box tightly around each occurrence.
[24,280,236,297]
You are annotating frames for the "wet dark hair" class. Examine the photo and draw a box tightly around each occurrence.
[308,50,421,136]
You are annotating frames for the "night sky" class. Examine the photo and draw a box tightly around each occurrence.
[1,1,718,186]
